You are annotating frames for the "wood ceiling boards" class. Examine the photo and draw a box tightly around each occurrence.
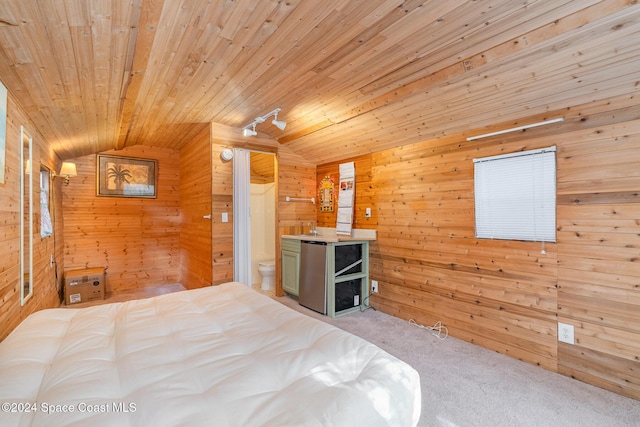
[0,0,637,163]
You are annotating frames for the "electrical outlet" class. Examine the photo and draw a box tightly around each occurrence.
[371,280,378,293]
[558,322,575,344]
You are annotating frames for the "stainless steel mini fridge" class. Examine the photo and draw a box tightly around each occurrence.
[298,240,327,314]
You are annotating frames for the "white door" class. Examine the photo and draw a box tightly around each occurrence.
[233,148,252,286]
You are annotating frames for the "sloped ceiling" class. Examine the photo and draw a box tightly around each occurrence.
[0,0,638,164]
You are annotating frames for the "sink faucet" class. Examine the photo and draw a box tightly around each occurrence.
[308,221,317,235]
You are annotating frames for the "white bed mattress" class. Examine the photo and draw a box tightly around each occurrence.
[0,282,420,426]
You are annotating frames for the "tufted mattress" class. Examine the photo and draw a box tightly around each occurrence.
[0,282,421,426]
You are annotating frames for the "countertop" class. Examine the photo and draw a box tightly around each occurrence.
[282,227,377,243]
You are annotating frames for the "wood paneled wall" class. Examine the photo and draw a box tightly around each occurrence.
[0,92,62,342]
[276,145,317,295]
[62,145,181,293]
[316,96,640,400]
[278,145,317,233]
[316,156,377,230]
[555,99,640,399]
[179,125,212,289]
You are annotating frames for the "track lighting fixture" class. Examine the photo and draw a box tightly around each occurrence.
[241,108,286,136]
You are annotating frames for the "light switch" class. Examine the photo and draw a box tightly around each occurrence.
[222,212,229,223]
[365,207,371,218]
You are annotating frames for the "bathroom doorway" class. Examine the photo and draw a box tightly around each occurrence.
[249,152,276,294]
[233,148,276,292]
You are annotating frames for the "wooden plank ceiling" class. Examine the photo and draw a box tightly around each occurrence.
[0,0,637,164]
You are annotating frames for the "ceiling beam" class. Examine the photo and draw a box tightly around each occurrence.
[116,0,163,150]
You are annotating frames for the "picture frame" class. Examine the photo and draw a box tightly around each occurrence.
[318,176,334,212]
[97,154,157,198]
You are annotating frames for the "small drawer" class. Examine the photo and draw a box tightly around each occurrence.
[282,238,301,253]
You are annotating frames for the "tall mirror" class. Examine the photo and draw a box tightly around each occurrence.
[20,126,33,305]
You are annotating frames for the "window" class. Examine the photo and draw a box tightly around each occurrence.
[40,167,53,238]
[473,146,556,242]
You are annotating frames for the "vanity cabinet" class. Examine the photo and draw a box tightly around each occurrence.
[281,239,301,296]
[283,236,370,317]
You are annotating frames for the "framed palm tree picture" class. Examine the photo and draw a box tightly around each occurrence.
[97,154,157,198]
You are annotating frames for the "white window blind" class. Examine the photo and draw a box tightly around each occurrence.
[473,146,556,242]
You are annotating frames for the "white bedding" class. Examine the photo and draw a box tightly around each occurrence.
[0,282,420,426]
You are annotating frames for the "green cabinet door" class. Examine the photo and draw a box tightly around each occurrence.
[281,239,301,296]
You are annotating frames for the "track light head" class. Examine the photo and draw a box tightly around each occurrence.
[272,110,286,130]
[272,119,286,130]
[243,124,257,137]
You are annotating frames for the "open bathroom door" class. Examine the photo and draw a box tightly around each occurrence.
[233,148,252,286]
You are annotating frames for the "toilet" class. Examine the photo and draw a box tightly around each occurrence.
[257,260,276,291]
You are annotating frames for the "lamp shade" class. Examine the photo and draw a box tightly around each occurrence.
[60,162,77,177]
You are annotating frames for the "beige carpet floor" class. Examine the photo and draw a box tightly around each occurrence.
[274,294,640,427]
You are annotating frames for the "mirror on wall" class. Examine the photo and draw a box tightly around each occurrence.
[20,126,33,306]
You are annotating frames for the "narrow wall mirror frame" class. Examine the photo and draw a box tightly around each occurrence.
[20,126,33,306]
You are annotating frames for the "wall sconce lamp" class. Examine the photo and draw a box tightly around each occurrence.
[241,108,286,136]
[53,161,77,185]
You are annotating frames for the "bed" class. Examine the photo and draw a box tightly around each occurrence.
[0,282,421,426]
